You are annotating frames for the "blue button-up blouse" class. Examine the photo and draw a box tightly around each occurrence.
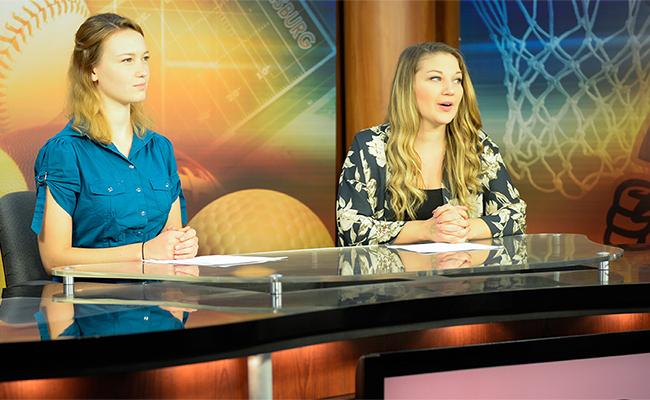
[34,304,188,340]
[31,122,187,248]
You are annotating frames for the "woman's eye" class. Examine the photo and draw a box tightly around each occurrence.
[121,57,133,63]
[429,76,441,81]
[454,78,463,84]
[143,55,150,62]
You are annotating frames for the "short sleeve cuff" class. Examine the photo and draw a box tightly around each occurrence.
[31,182,78,235]
[31,139,81,235]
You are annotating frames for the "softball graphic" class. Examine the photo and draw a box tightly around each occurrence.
[0,0,89,133]
[190,189,334,255]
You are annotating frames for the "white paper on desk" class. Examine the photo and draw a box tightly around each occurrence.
[144,255,287,267]
[389,242,501,254]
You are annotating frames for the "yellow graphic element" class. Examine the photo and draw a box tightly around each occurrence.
[100,0,335,147]
[0,148,28,288]
[0,0,89,133]
[231,265,276,278]
[189,189,333,255]
[0,148,27,194]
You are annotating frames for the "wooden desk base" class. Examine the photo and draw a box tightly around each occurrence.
[3,313,649,399]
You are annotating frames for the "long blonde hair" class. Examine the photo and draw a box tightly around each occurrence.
[386,42,482,220]
[68,13,149,144]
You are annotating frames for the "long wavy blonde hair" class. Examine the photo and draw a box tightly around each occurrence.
[386,42,483,220]
[68,13,149,144]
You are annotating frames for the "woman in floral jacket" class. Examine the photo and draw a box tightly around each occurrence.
[337,42,526,246]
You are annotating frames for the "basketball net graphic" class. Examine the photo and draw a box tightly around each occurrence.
[474,0,650,199]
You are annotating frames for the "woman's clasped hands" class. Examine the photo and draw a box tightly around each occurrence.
[427,204,469,243]
[143,226,199,260]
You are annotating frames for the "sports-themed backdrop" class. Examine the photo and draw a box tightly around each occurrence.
[0,0,336,254]
[461,0,650,244]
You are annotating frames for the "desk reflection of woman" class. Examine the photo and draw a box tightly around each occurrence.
[37,283,190,340]
[31,13,198,274]
[338,237,528,276]
[337,42,526,246]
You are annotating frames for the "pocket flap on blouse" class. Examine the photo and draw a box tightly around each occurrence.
[89,181,126,195]
[149,178,171,191]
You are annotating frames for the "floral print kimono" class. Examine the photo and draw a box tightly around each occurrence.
[336,123,527,246]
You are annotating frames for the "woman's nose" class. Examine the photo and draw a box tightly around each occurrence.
[442,80,454,95]
[136,61,149,78]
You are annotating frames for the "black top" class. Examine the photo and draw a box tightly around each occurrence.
[412,189,444,221]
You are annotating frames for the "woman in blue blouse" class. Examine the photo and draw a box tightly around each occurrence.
[32,13,198,272]
[337,42,526,246]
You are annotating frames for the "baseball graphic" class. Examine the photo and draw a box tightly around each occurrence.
[0,0,89,134]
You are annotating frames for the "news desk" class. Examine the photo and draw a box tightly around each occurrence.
[2,233,650,399]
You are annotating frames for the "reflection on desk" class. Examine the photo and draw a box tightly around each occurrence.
[0,282,278,345]
[0,268,628,344]
[49,234,623,287]
[36,304,188,340]
[339,236,527,276]
[32,283,193,340]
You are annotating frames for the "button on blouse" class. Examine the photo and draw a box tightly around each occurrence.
[31,122,187,248]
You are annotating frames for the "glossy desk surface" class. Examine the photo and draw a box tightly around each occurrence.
[50,234,621,284]
[2,234,648,382]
